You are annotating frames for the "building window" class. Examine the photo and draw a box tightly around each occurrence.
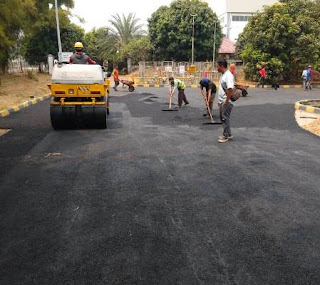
[232,15,251,22]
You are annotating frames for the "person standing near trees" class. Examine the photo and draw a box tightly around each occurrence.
[257,65,266,88]
[112,65,120,91]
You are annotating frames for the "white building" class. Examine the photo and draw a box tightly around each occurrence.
[209,0,278,41]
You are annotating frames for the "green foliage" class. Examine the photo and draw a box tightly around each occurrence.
[148,0,222,61]
[120,37,154,63]
[0,0,36,72]
[0,0,76,72]
[84,27,109,62]
[25,21,84,65]
[94,13,145,70]
[237,0,320,80]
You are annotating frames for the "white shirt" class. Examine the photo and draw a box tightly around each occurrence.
[218,70,235,104]
[302,70,308,78]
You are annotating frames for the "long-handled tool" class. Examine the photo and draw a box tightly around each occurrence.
[162,91,178,111]
[200,90,221,125]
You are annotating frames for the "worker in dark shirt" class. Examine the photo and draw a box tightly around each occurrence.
[199,78,217,117]
[69,42,96,64]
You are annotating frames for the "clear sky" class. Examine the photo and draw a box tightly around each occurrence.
[71,0,175,32]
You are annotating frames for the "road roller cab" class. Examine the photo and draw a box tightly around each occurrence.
[49,64,110,129]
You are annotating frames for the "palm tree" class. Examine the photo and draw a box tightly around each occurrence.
[98,13,145,72]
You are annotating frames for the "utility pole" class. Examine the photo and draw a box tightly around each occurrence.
[54,0,62,62]
[191,14,197,65]
[213,20,218,69]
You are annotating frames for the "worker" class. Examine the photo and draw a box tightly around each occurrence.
[199,78,217,117]
[169,76,189,107]
[229,63,236,80]
[112,65,120,91]
[69,42,96,64]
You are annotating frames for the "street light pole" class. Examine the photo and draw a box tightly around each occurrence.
[191,14,197,65]
[54,0,62,62]
[213,20,218,69]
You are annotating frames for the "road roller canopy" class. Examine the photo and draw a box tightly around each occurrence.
[51,64,104,84]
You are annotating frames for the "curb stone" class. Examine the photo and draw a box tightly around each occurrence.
[0,94,51,118]
[295,100,320,114]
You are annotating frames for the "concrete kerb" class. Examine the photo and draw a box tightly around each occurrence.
[0,94,51,118]
[295,99,320,114]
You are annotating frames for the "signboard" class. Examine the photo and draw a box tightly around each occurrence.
[187,65,196,74]
[61,52,73,63]
[179,65,185,75]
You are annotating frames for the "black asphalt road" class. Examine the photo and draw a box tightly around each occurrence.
[1,88,320,284]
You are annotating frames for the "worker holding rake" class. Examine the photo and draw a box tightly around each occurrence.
[199,78,217,117]
[169,76,189,108]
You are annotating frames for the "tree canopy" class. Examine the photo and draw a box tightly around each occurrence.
[0,0,76,73]
[148,0,222,62]
[237,0,320,80]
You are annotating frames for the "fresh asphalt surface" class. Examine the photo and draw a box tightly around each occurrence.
[0,87,320,284]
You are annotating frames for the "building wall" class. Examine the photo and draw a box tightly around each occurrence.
[209,0,278,41]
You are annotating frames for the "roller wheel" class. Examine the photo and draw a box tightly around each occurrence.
[128,86,135,92]
[80,106,106,129]
[50,106,76,130]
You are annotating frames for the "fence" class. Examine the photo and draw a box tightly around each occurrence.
[8,58,45,74]
[133,60,243,85]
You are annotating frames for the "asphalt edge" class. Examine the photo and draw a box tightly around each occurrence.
[133,84,313,89]
[295,100,320,114]
[0,94,51,118]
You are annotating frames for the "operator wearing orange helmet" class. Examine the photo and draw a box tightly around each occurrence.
[69,42,96,64]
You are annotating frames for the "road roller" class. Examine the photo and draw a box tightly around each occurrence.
[49,64,110,129]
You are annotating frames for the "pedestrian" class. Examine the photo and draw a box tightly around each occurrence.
[199,78,217,117]
[301,66,308,89]
[113,65,120,91]
[257,65,266,88]
[69,42,96,64]
[306,65,312,90]
[229,63,236,80]
[169,76,189,107]
[217,58,235,143]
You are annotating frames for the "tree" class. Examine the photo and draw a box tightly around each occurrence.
[24,1,84,70]
[25,22,84,69]
[98,13,145,72]
[237,0,320,81]
[120,37,154,64]
[0,0,35,73]
[84,27,109,63]
[148,0,223,62]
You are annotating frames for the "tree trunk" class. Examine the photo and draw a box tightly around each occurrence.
[1,61,8,75]
[127,57,132,74]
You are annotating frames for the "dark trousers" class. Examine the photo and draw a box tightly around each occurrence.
[219,103,233,137]
[178,89,188,107]
[258,77,265,88]
[114,80,120,90]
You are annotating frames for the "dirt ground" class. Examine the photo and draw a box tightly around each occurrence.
[0,73,50,110]
[303,117,320,136]
[295,109,320,137]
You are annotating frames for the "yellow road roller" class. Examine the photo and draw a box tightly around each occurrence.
[49,64,110,129]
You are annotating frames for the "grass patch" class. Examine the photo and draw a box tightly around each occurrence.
[0,73,50,110]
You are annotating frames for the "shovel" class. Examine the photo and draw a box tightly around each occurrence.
[201,90,221,125]
[162,91,178,111]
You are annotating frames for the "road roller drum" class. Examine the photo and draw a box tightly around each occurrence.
[48,64,110,129]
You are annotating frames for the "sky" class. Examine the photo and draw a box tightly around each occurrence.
[71,0,175,32]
